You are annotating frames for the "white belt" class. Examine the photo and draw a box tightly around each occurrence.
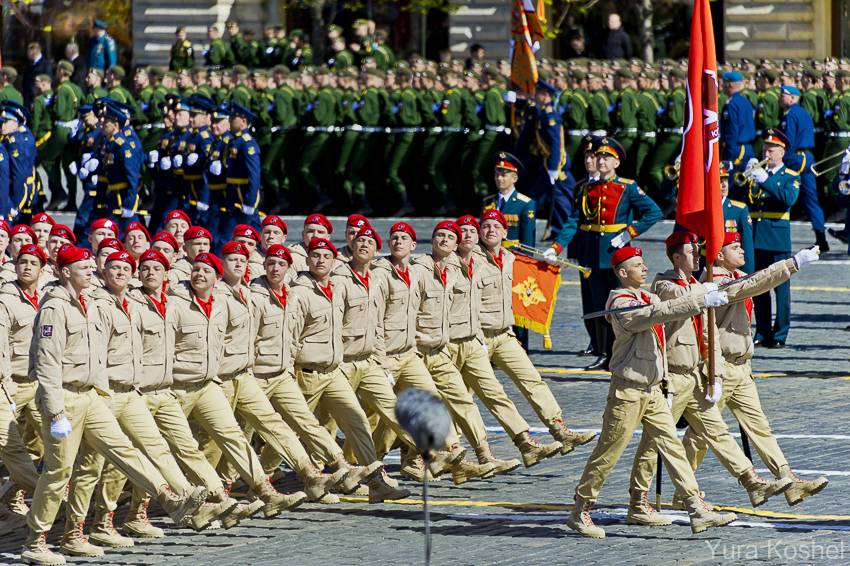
[54,120,76,128]
[618,128,638,134]
[485,125,509,133]
[662,127,683,134]
[639,131,657,139]
[567,129,590,136]
[827,132,850,138]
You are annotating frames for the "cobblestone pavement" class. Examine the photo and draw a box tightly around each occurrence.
[1,218,848,565]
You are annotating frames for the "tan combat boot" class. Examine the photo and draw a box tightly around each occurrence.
[0,501,27,535]
[186,495,239,531]
[302,467,348,501]
[427,444,467,478]
[256,477,307,518]
[671,489,712,511]
[368,470,411,503]
[565,496,605,539]
[625,489,672,526]
[779,465,829,506]
[122,495,164,538]
[449,459,497,485]
[158,484,206,526]
[21,529,66,565]
[475,443,521,476]
[7,487,29,516]
[60,515,104,557]
[400,452,428,482]
[550,420,597,455]
[685,494,737,534]
[89,511,134,548]
[513,432,562,468]
[738,468,793,507]
[335,460,383,494]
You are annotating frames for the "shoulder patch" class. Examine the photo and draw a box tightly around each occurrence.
[729,199,746,208]
[616,177,635,184]
[40,325,54,338]
[200,130,209,139]
[516,193,531,203]
[115,137,124,146]
[242,133,252,141]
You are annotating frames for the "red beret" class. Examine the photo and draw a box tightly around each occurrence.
[152,230,179,251]
[184,226,213,242]
[56,245,92,268]
[165,209,192,226]
[124,221,151,241]
[664,231,699,249]
[29,212,55,226]
[304,213,333,234]
[261,215,288,234]
[390,222,416,240]
[480,209,508,229]
[0,220,9,234]
[265,244,293,265]
[10,224,37,243]
[221,241,250,257]
[139,249,170,270]
[432,220,461,240]
[106,250,137,271]
[456,215,480,232]
[232,224,260,242]
[722,231,741,247]
[17,244,47,265]
[194,252,223,276]
[49,224,76,243]
[347,214,370,229]
[89,218,119,237]
[610,246,643,267]
[307,237,338,257]
[97,237,125,253]
[354,226,382,250]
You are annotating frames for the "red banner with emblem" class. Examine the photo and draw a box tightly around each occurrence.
[510,0,543,95]
[512,253,561,349]
[677,0,724,262]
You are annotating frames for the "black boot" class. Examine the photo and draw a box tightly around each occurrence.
[584,320,609,371]
[815,230,830,252]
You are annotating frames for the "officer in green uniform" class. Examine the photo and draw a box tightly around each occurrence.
[428,71,463,214]
[821,70,850,194]
[0,68,23,104]
[646,68,685,202]
[42,61,81,211]
[385,67,421,215]
[634,70,661,183]
[346,69,383,214]
[205,25,234,68]
[472,67,508,199]
[226,20,252,67]
[229,66,253,108]
[30,75,53,150]
[334,68,360,205]
[587,72,612,137]
[264,66,298,212]
[106,66,142,120]
[373,29,395,71]
[250,69,277,208]
[169,27,194,72]
[84,69,108,104]
[754,69,781,158]
[260,25,282,68]
[298,69,336,210]
[612,69,639,178]
[327,36,354,70]
[562,69,590,179]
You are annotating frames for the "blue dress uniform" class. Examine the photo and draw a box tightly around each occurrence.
[780,85,826,246]
[100,105,142,232]
[0,102,38,223]
[723,196,755,274]
[204,104,233,248]
[70,105,108,241]
[225,103,261,229]
[149,97,192,231]
[0,143,8,218]
[550,137,662,366]
[720,72,757,176]
[182,95,216,222]
[87,20,118,72]
[749,129,800,347]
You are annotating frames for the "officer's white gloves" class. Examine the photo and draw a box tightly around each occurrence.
[50,416,72,439]
[542,247,558,262]
[68,161,78,176]
[705,377,723,404]
[90,175,98,186]
[85,159,99,172]
[241,205,256,216]
[503,91,517,103]
[78,168,90,180]
[209,160,222,176]
[186,152,199,166]
[173,154,184,168]
[793,246,820,269]
[121,208,135,219]
[610,230,632,249]
[746,157,759,169]
[750,168,768,183]
[148,150,159,165]
[8,208,18,221]
[547,169,558,185]
[195,201,210,212]
[160,156,172,170]
[81,152,92,164]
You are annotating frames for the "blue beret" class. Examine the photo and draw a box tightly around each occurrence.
[229,103,256,123]
[0,101,29,124]
[93,19,108,30]
[722,71,744,82]
[173,97,192,112]
[188,94,216,113]
[780,85,801,96]
[535,80,558,96]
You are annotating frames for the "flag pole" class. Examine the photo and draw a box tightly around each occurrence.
[706,264,716,390]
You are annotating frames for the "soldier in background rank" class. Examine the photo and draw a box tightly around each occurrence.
[87,20,117,74]
[225,104,261,228]
[169,27,194,72]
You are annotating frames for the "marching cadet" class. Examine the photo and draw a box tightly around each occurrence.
[629,232,791,522]
[682,232,828,506]
[148,97,190,232]
[170,27,195,72]
[170,225,212,282]
[1,224,40,283]
[720,71,757,180]
[287,213,333,273]
[746,129,799,347]
[755,69,781,155]
[91,238,124,288]
[259,215,287,254]
[162,209,191,254]
[23,245,205,565]
[46,224,76,270]
[150,231,182,289]
[205,25,234,68]
[85,218,119,253]
[122,221,150,262]
[231,224,264,279]
[451,215,564,468]
[646,68,685,201]
[1,101,38,223]
[167,251,307,518]
[544,138,662,371]
[566,246,737,539]
[337,214,371,263]
[719,162,754,273]
[30,213,55,252]
[225,104,261,227]
[476,209,596,453]
[289,237,409,502]
[182,95,216,221]
[70,104,106,241]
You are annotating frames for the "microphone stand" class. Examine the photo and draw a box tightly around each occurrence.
[422,449,432,566]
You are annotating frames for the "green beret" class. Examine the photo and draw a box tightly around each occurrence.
[35,74,52,83]
[569,69,586,80]
[759,69,779,80]
[803,67,822,79]
[1,67,17,79]
[57,60,74,74]
[616,68,635,79]
[670,68,687,79]
[272,65,289,76]
[108,65,126,79]
[233,65,249,75]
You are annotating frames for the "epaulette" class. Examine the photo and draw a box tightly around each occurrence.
[783,169,799,176]
[200,130,209,139]
[516,193,531,203]
[114,137,125,146]
[242,133,252,141]
[615,176,635,184]
[729,199,746,208]
[182,40,192,48]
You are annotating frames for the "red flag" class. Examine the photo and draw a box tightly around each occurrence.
[677,0,723,262]
[510,0,542,95]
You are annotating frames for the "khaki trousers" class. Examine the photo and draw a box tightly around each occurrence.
[0,387,39,492]
[12,380,44,462]
[485,330,563,429]
[447,337,528,438]
[575,379,700,503]
[630,367,753,492]
[296,367,378,466]
[682,360,788,476]
[27,389,171,533]
[67,390,193,518]
[372,350,461,456]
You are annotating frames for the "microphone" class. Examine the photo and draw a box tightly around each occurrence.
[395,388,452,457]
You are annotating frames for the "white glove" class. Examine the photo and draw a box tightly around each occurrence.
[746,157,759,169]
[793,246,820,268]
[542,247,558,262]
[121,208,135,219]
[68,161,79,176]
[173,154,184,168]
[195,201,210,212]
[503,91,517,103]
[610,230,632,249]
[666,395,673,410]
[241,205,256,216]
[705,377,723,404]
[148,150,159,164]
[50,416,72,439]
[186,152,199,166]
[702,282,718,293]
[81,152,92,164]
[840,162,850,176]
[160,156,172,170]
[385,370,395,386]
[547,169,558,185]
[8,208,17,221]
[750,168,768,183]
[78,167,90,180]
[8,401,15,414]
[90,175,98,185]
[209,160,222,176]
[85,158,99,172]
[843,148,850,164]
[704,289,729,308]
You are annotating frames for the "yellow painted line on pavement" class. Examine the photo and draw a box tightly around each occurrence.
[559,282,850,292]
[536,367,850,380]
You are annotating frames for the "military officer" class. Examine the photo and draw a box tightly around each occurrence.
[169,27,194,72]
[204,25,234,68]
[720,71,757,180]
[720,162,754,273]
[1,101,38,223]
[42,60,81,211]
[87,20,118,74]
[225,104,261,228]
[97,105,142,232]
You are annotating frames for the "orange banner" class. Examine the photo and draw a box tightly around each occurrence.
[511,253,562,349]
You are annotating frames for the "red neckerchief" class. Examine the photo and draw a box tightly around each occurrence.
[147,290,167,318]
[236,286,246,304]
[466,257,474,278]
[394,265,410,287]
[734,271,754,323]
[120,297,130,317]
[437,264,447,287]
[78,294,88,315]
[616,292,664,351]
[21,288,38,310]
[196,294,214,319]
[671,276,706,358]
[318,282,333,301]
[272,287,287,307]
[490,249,503,271]
[353,269,369,289]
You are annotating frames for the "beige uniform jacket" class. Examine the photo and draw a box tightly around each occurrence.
[651,270,723,378]
[247,250,265,281]
[411,254,455,351]
[372,258,420,357]
[447,253,482,341]
[166,281,228,385]
[90,287,144,390]
[331,263,381,361]
[1,263,57,289]
[29,285,104,417]
[0,282,41,387]
[475,246,515,333]
[217,282,255,379]
[605,286,705,388]
[250,276,294,377]
[130,287,173,392]
[170,257,193,283]
[289,272,345,372]
[287,242,309,274]
[705,260,796,364]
